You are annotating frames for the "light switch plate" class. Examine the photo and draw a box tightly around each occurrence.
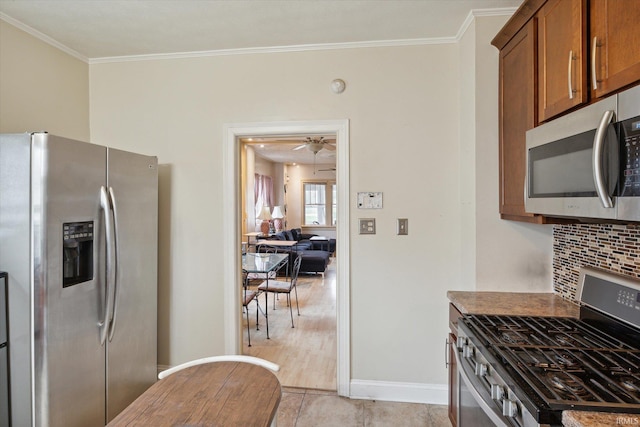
[397,218,408,235]
[359,218,376,234]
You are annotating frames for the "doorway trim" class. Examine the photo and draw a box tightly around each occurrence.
[222,119,350,396]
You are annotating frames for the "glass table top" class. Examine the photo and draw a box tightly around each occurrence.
[242,253,288,273]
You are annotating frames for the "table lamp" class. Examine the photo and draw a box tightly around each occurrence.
[271,206,284,232]
[257,206,272,235]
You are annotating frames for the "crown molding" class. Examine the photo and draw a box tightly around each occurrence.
[457,7,519,41]
[88,37,457,64]
[0,12,88,63]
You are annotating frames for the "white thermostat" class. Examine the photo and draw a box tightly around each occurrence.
[357,192,383,209]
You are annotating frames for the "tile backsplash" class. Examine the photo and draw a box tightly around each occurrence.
[553,223,640,301]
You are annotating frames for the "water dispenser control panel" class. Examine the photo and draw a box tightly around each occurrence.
[63,221,94,287]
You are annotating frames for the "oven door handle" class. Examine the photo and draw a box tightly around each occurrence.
[454,348,511,427]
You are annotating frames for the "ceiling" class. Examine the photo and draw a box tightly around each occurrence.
[0,0,522,60]
[243,136,337,165]
[0,0,522,165]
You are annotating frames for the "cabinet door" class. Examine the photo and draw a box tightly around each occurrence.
[590,0,640,98]
[499,20,541,221]
[538,0,587,122]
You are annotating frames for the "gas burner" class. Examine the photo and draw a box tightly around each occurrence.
[545,372,590,398]
[553,352,579,368]
[620,377,640,394]
[550,333,581,347]
[519,352,584,373]
[501,331,529,345]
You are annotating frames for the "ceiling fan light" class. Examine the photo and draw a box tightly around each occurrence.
[306,143,324,154]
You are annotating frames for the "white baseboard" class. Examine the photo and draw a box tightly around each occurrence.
[349,380,448,405]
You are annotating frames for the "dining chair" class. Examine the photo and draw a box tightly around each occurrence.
[242,272,261,347]
[158,355,280,379]
[258,253,302,328]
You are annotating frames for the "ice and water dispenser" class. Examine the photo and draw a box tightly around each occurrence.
[63,221,94,287]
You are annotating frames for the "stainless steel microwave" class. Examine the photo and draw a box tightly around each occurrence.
[525,85,640,221]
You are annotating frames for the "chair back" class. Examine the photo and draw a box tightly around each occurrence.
[241,271,248,288]
[257,244,278,254]
[158,355,280,379]
[290,253,302,285]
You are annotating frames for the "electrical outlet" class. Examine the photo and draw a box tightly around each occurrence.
[397,218,408,235]
[359,218,376,234]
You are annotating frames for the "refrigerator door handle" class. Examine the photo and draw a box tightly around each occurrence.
[107,187,120,342]
[99,186,117,346]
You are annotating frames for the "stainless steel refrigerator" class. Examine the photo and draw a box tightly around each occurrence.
[0,132,158,426]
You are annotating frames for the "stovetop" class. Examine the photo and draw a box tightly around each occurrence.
[464,313,640,414]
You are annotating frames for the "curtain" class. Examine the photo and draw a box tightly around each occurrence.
[254,174,273,228]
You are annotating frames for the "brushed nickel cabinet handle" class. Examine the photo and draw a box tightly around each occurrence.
[568,50,576,99]
[592,37,599,90]
[445,338,449,368]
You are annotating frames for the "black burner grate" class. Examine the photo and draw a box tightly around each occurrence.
[465,314,640,413]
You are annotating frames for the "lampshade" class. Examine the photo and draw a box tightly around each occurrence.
[257,206,272,220]
[271,206,284,219]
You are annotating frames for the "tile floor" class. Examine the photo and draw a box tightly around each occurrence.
[277,388,451,427]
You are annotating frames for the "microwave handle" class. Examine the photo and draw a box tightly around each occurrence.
[593,110,615,208]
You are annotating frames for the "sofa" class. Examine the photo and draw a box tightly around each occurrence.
[258,228,332,275]
[269,228,314,251]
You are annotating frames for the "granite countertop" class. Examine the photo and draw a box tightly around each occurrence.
[447,291,638,426]
[447,291,580,317]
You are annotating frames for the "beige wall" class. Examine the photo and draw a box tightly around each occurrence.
[89,44,462,386]
[1,12,555,396]
[459,16,554,292]
[0,20,89,140]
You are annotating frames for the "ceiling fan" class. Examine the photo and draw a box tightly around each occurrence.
[292,137,336,174]
[292,137,336,154]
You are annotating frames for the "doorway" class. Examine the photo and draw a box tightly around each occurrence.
[222,120,350,396]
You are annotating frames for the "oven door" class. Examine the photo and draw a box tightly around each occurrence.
[455,348,513,427]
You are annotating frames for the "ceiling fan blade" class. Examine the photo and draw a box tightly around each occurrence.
[292,144,306,150]
[324,144,336,151]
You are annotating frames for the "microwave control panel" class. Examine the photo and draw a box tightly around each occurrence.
[620,116,640,197]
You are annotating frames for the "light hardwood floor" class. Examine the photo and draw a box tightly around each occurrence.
[243,257,337,390]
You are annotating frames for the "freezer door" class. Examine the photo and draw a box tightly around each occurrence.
[105,148,158,421]
[0,345,8,427]
[31,133,107,427]
[0,273,7,427]
[0,272,6,345]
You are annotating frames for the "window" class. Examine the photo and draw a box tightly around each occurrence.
[303,181,336,226]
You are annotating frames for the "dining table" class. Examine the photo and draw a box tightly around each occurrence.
[107,361,282,426]
[242,252,289,339]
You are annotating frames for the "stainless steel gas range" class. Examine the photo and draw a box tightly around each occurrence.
[455,267,640,427]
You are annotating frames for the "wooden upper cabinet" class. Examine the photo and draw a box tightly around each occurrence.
[493,0,639,223]
[499,20,541,221]
[590,0,640,98]
[538,0,588,122]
